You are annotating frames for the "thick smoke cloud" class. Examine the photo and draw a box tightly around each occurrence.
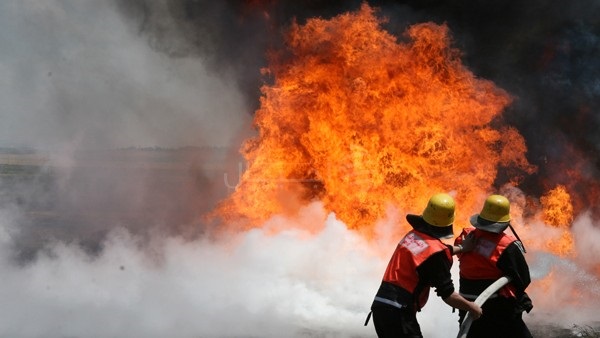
[0,203,384,338]
[0,0,253,251]
[0,0,251,149]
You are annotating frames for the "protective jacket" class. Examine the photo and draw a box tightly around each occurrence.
[455,227,519,299]
[373,230,452,311]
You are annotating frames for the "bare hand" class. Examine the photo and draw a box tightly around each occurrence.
[469,302,483,320]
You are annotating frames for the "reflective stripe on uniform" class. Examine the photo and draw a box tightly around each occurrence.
[374,296,406,309]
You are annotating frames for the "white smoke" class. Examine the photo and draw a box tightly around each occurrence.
[524,212,600,328]
[0,0,251,150]
[3,200,600,337]
[0,201,511,338]
[0,202,384,338]
[0,0,253,253]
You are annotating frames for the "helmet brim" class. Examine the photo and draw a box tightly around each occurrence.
[469,214,510,234]
[407,214,454,239]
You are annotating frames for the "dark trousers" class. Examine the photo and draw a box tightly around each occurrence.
[459,297,532,338]
[372,305,422,338]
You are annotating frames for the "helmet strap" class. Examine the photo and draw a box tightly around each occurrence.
[508,223,527,253]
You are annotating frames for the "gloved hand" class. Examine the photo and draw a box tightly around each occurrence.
[460,232,477,253]
[516,292,534,314]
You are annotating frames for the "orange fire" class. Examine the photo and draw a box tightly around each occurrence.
[541,185,574,227]
[214,4,536,236]
[540,185,574,255]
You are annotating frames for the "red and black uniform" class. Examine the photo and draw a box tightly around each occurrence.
[370,229,455,338]
[455,227,533,338]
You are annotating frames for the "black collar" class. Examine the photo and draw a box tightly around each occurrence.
[406,214,453,239]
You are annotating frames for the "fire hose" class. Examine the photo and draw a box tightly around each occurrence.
[456,276,512,338]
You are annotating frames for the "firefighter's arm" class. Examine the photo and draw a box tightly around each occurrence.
[443,292,483,320]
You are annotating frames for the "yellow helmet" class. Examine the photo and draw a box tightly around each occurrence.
[470,194,511,233]
[422,193,455,227]
[479,194,511,223]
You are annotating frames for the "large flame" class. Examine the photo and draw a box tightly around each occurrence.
[214,4,537,236]
[213,5,535,232]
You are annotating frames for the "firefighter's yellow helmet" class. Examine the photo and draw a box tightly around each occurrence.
[422,193,455,227]
[478,194,511,223]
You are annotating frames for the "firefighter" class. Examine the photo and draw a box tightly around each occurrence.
[367,193,482,338]
[454,194,533,338]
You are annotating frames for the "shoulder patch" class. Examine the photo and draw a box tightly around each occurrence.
[400,232,429,255]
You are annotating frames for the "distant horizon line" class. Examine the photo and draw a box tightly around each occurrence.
[0,145,238,154]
